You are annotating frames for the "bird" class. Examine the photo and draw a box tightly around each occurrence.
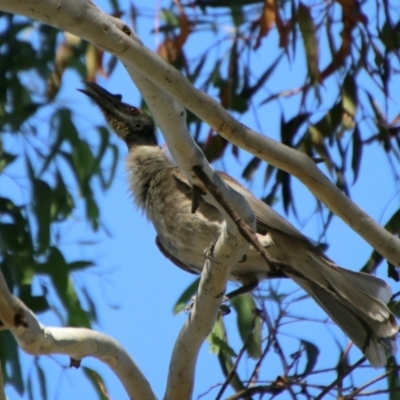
[79,81,398,368]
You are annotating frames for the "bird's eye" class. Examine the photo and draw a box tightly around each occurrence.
[135,123,142,129]
[128,107,139,115]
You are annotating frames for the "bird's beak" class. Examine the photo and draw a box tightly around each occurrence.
[78,81,124,115]
[78,81,157,147]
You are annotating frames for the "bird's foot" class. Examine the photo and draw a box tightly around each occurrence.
[184,296,196,314]
[239,253,247,263]
[204,240,217,262]
[191,185,205,214]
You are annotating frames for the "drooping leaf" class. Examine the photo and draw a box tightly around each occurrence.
[379,20,400,52]
[0,331,24,394]
[19,285,49,313]
[32,178,52,253]
[83,367,109,400]
[281,112,310,146]
[242,156,261,181]
[51,172,75,221]
[202,132,228,162]
[230,294,262,359]
[341,73,357,130]
[208,317,246,393]
[35,359,48,400]
[351,126,362,184]
[300,340,319,376]
[386,356,400,400]
[362,209,400,274]
[243,52,283,101]
[297,2,319,82]
[42,247,91,327]
[94,127,119,190]
[255,0,276,49]
[173,277,200,314]
[0,141,17,172]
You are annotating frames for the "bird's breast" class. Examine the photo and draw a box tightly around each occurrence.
[126,147,223,271]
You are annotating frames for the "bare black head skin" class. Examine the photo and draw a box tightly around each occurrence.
[78,81,157,149]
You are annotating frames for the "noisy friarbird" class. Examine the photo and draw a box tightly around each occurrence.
[79,82,398,368]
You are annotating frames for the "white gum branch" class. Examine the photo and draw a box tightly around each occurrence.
[0,270,156,400]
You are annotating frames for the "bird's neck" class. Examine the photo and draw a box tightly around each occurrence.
[126,145,173,211]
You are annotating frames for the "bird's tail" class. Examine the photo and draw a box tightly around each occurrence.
[284,253,398,368]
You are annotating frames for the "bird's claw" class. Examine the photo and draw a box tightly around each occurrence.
[204,240,217,262]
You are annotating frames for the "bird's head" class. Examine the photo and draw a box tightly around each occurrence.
[79,81,157,148]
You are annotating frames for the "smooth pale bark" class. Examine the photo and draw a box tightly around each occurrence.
[0,270,156,400]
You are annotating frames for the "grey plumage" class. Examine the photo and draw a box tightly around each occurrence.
[80,82,398,368]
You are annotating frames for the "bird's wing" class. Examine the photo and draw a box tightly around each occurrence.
[173,167,315,249]
[155,236,199,275]
[217,172,316,248]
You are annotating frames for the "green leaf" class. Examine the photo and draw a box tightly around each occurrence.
[277,169,293,215]
[386,357,400,400]
[52,172,74,221]
[86,197,100,230]
[208,318,246,393]
[281,113,310,147]
[33,178,52,253]
[351,126,362,184]
[95,127,119,190]
[35,359,48,400]
[67,260,94,271]
[380,21,400,52]
[300,340,319,376]
[230,294,262,359]
[209,333,237,358]
[44,247,91,327]
[342,73,357,122]
[242,157,261,181]
[83,367,109,400]
[297,2,319,81]
[80,286,98,323]
[244,53,284,101]
[19,285,49,313]
[173,277,200,314]
[362,209,400,273]
[0,331,24,394]
[160,8,180,28]
[0,139,17,172]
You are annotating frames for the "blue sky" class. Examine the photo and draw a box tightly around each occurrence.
[2,0,400,399]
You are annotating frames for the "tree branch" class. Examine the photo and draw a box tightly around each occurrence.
[0,271,156,400]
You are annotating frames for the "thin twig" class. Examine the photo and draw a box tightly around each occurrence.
[260,303,297,400]
[344,366,400,399]
[215,314,258,400]
[315,357,365,400]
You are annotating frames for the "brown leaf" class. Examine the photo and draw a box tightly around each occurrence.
[297,2,320,81]
[255,0,276,50]
[158,0,190,63]
[47,35,78,100]
[85,44,107,82]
